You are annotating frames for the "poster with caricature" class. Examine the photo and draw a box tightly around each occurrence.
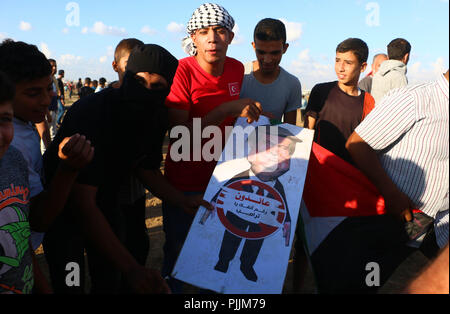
[172,117,314,294]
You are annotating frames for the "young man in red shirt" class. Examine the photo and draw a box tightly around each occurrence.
[163,3,262,293]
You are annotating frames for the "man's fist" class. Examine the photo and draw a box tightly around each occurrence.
[58,134,94,171]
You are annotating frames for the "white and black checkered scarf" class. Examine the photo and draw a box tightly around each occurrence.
[181,3,235,56]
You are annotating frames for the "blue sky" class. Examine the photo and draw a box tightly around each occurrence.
[1,0,448,90]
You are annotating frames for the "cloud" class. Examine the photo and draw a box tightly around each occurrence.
[62,28,69,34]
[99,46,115,64]
[19,21,32,31]
[82,21,127,37]
[290,49,334,90]
[106,45,114,56]
[59,54,83,65]
[141,25,157,36]
[408,57,448,84]
[167,22,185,33]
[0,32,8,40]
[231,24,245,46]
[40,42,51,58]
[57,53,116,82]
[280,18,302,42]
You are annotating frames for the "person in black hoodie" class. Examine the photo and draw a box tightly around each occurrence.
[43,44,211,294]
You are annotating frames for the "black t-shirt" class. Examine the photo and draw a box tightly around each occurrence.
[43,87,168,216]
[57,78,65,100]
[78,86,95,98]
[305,81,366,164]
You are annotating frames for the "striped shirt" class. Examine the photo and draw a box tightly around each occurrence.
[355,73,449,248]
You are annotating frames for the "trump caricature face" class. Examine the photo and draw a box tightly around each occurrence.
[247,134,295,182]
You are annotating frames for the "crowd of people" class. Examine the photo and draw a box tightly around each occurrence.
[0,2,448,295]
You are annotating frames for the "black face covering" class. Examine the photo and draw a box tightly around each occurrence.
[120,44,178,122]
[113,44,178,167]
[125,44,178,87]
[121,71,168,123]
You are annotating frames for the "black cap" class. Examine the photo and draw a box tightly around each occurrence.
[125,44,178,88]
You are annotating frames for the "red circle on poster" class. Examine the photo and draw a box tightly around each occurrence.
[216,179,286,239]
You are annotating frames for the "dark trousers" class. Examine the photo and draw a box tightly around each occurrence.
[161,192,200,293]
[56,99,66,124]
[43,196,148,294]
[43,214,86,294]
[217,211,264,268]
[86,195,148,294]
[310,215,440,294]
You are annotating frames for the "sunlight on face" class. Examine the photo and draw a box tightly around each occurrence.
[335,51,366,86]
[191,26,234,65]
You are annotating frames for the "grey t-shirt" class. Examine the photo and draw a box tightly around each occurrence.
[0,145,34,294]
[358,75,373,94]
[240,62,302,121]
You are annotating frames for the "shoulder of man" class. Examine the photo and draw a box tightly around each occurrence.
[359,75,371,86]
[362,91,375,120]
[279,67,301,86]
[2,145,28,172]
[225,56,244,70]
[310,81,336,98]
[305,81,337,113]
[66,87,115,125]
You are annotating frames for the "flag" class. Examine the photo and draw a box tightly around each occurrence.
[298,143,431,293]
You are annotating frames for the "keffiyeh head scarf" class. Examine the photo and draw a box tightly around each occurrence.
[181,3,235,56]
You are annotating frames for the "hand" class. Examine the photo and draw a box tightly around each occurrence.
[383,189,414,222]
[224,98,263,124]
[282,221,291,247]
[58,134,94,171]
[199,201,216,225]
[179,194,213,216]
[124,265,171,294]
[261,112,275,120]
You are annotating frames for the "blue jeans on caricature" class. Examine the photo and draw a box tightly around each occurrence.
[56,99,66,125]
[161,191,201,294]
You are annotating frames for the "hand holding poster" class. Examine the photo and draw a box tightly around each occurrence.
[172,118,314,293]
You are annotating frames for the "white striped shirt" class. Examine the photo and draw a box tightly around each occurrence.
[355,73,449,248]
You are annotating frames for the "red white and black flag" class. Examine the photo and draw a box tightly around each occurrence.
[298,143,433,293]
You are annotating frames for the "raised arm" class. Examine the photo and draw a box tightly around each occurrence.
[29,134,94,231]
[135,167,212,216]
[168,98,263,130]
[345,131,413,222]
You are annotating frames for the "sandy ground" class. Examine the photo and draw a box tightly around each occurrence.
[34,105,430,294]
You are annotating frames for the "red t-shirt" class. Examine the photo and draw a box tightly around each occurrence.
[165,56,244,191]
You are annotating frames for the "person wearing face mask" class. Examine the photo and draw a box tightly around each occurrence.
[42,44,212,294]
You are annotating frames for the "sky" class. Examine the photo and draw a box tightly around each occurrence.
[0,0,448,90]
